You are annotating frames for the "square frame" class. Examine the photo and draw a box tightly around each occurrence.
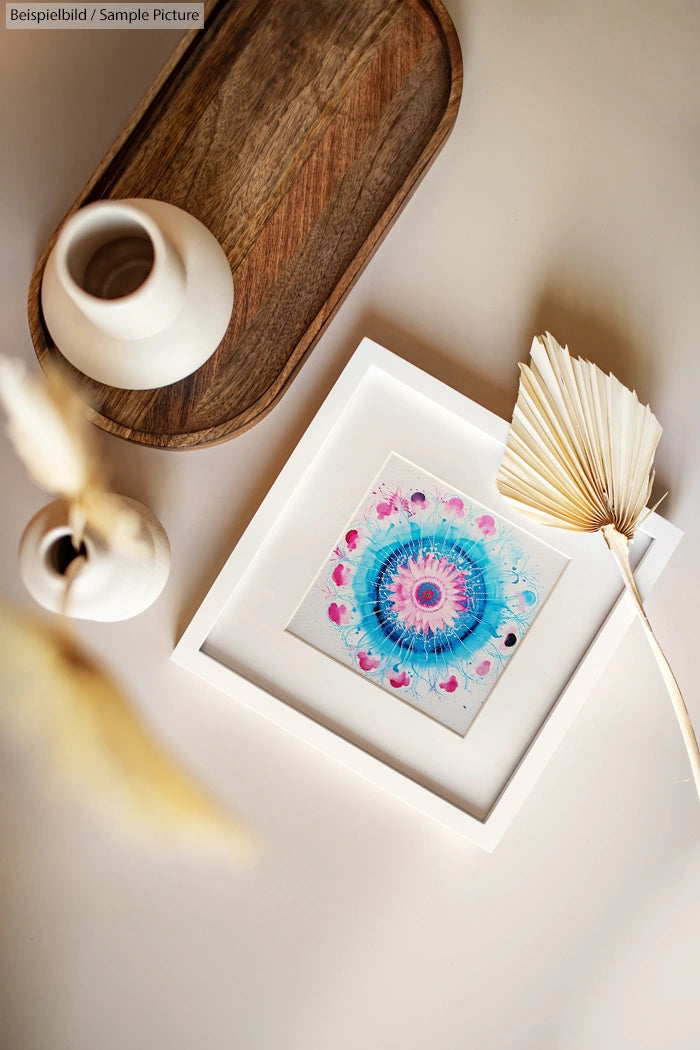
[173,339,682,850]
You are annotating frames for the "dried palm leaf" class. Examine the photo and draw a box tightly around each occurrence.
[0,602,253,855]
[0,356,143,554]
[496,333,700,800]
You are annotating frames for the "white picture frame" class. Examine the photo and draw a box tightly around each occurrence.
[172,338,682,850]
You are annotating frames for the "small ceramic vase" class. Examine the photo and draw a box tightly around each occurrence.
[41,198,233,389]
[19,496,171,622]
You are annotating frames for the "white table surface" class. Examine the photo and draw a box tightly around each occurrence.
[2,4,699,1048]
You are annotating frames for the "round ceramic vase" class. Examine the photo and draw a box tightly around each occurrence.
[19,496,171,622]
[40,198,234,389]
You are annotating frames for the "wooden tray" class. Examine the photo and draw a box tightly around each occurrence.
[28,0,462,448]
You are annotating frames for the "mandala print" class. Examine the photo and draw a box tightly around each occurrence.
[288,457,565,735]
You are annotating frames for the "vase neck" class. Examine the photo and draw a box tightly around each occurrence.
[54,200,186,340]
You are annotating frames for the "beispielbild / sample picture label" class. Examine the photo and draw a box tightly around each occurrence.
[5,4,205,29]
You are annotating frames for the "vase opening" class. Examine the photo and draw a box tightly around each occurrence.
[48,534,88,576]
[67,215,155,301]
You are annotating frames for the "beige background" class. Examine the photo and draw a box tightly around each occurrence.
[2,3,699,1047]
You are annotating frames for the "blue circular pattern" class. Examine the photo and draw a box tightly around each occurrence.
[416,581,441,607]
[350,531,507,659]
[309,472,550,721]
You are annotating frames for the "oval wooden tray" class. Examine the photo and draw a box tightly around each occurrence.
[28,0,462,448]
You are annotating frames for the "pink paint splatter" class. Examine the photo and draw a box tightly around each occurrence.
[388,670,410,688]
[476,660,491,676]
[375,486,412,515]
[439,675,459,693]
[377,501,396,520]
[357,651,380,672]
[445,497,465,517]
[345,529,359,551]
[332,563,351,587]
[328,602,350,625]
[475,514,496,537]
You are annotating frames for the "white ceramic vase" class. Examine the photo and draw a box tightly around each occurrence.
[19,496,171,622]
[41,198,233,390]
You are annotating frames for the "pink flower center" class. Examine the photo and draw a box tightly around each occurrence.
[388,553,468,635]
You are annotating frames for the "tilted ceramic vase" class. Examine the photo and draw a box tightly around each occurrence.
[19,496,171,622]
[41,198,233,389]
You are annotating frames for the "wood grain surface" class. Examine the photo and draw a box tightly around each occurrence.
[28,0,462,448]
